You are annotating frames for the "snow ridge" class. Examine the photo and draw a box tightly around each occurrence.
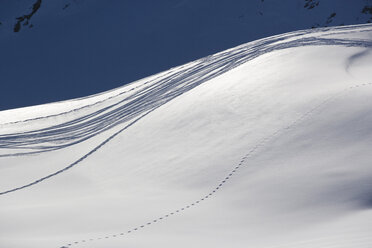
[0,25,371,190]
[1,24,372,248]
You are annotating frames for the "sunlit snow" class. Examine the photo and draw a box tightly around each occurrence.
[1,24,372,248]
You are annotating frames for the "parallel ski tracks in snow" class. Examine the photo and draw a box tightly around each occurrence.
[1,26,371,194]
[1,25,371,158]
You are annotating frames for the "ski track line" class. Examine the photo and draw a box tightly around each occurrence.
[0,68,189,156]
[0,66,177,126]
[0,109,156,196]
[1,28,370,190]
[1,24,371,157]
[60,82,372,247]
[0,82,141,126]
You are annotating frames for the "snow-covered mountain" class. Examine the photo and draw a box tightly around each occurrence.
[1,0,372,110]
[1,23,372,248]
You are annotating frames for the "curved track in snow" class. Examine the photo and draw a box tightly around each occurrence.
[1,25,372,198]
[0,25,371,158]
[1,24,372,248]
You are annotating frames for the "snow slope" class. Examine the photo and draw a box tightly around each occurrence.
[1,24,372,248]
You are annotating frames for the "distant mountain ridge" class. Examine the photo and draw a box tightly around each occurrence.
[1,0,372,33]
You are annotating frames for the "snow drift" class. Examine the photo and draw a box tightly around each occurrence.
[1,24,372,248]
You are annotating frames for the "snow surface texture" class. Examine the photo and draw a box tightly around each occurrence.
[1,24,372,247]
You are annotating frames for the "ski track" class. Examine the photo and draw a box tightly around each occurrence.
[0,66,181,127]
[0,25,371,158]
[60,81,372,248]
[0,24,371,247]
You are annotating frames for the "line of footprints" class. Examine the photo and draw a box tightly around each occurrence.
[61,82,372,247]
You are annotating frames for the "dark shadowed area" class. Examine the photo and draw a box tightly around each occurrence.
[0,0,371,111]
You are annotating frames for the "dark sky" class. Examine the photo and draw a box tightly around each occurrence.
[0,0,370,111]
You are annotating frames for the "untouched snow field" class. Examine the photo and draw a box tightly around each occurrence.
[1,24,372,248]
